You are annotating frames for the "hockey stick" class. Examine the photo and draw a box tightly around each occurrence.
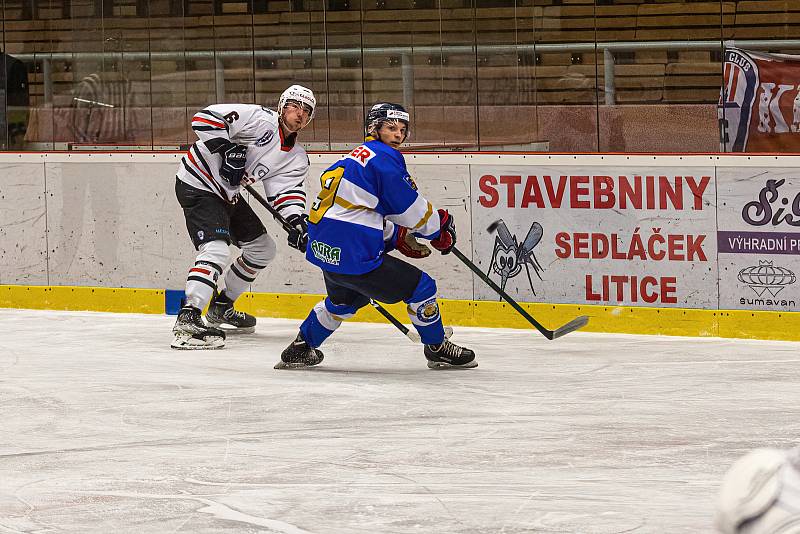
[369,299,420,343]
[243,184,296,234]
[450,245,588,340]
[368,299,453,343]
[242,184,446,342]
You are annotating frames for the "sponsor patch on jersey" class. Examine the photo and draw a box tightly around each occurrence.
[255,129,274,147]
[404,174,418,190]
[416,298,440,324]
[310,240,341,265]
[346,145,376,167]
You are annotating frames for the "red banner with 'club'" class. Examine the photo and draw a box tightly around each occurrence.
[719,48,800,152]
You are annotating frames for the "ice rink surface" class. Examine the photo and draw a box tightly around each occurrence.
[1,309,799,534]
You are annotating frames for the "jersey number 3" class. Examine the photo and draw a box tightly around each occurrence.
[309,166,344,224]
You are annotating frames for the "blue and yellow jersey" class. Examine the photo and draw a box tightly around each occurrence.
[306,139,442,274]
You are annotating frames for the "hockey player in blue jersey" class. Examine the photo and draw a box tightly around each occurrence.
[276,103,477,370]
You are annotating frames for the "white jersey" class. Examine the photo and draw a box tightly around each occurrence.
[176,103,309,218]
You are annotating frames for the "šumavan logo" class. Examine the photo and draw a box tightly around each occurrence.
[738,260,796,308]
[486,219,544,295]
[738,260,795,296]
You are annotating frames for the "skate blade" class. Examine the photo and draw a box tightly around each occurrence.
[274,361,319,370]
[426,360,478,369]
[205,322,255,335]
[171,334,225,350]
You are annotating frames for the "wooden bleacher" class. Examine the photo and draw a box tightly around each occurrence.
[4,0,800,146]
[635,2,736,41]
[733,0,800,39]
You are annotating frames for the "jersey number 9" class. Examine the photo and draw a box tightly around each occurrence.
[309,166,345,224]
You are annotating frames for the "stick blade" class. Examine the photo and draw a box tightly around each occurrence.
[547,315,589,340]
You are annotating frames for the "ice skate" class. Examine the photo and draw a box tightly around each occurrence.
[205,291,256,334]
[171,306,226,349]
[275,333,324,369]
[424,339,477,369]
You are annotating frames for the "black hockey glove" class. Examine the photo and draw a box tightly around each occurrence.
[430,209,456,255]
[218,143,248,186]
[286,213,309,252]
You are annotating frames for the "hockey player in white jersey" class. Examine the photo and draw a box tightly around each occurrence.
[172,85,315,349]
[276,103,477,369]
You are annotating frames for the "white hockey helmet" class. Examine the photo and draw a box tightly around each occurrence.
[716,447,800,534]
[278,84,316,124]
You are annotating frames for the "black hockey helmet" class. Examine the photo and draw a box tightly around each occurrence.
[364,102,410,142]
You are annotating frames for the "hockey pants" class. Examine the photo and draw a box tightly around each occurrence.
[300,255,446,347]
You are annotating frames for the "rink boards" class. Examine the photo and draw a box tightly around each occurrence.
[1,151,800,341]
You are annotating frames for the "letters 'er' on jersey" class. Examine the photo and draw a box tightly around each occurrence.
[177,103,309,217]
[306,139,443,274]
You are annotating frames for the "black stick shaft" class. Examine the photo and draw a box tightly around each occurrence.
[451,246,555,338]
[244,184,294,233]
[451,246,594,340]
[369,300,411,335]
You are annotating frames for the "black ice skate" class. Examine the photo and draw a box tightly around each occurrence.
[275,333,324,369]
[205,291,256,334]
[424,339,477,369]
[171,306,226,350]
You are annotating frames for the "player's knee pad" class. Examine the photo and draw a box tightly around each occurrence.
[225,234,275,300]
[239,232,276,267]
[300,298,362,347]
[319,298,361,327]
[191,240,229,287]
[197,239,230,268]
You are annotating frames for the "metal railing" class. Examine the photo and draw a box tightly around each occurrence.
[16,38,800,106]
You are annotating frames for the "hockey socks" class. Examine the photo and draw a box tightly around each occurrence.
[223,234,275,301]
[405,272,447,345]
[299,298,359,348]
[184,240,227,309]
